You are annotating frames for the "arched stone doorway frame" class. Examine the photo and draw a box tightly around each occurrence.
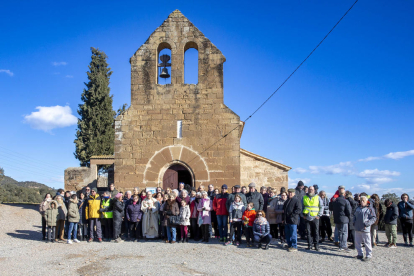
[159,160,195,188]
[143,145,210,188]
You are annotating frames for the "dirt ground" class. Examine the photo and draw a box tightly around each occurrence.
[0,203,412,276]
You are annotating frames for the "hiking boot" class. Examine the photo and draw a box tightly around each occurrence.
[171,241,176,244]
[355,255,364,260]
[224,241,233,246]
[257,243,262,249]
[362,257,371,262]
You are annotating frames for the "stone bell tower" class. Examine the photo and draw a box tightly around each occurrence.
[114,10,242,190]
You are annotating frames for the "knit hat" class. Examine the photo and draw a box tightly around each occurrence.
[115,193,122,199]
[248,182,256,188]
[221,184,228,189]
[313,184,319,190]
[297,181,304,187]
[92,188,98,193]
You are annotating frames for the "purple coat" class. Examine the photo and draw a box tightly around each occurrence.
[176,196,190,206]
[196,198,212,225]
[126,202,143,222]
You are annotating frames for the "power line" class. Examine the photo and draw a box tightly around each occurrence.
[166,0,360,176]
[0,146,65,171]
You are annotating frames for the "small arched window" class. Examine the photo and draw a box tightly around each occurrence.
[184,42,198,84]
[158,42,172,85]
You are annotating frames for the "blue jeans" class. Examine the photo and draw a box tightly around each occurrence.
[216,215,228,239]
[68,222,78,240]
[285,224,298,248]
[337,223,348,249]
[166,226,176,242]
[334,226,339,242]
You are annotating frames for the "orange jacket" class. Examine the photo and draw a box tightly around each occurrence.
[242,209,256,227]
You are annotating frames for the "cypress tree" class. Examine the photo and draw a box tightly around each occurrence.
[74,47,116,167]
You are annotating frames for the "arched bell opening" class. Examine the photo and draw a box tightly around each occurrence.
[184,41,198,84]
[157,42,172,85]
[162,162,194,191]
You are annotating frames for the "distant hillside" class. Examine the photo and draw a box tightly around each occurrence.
[0,175,56,204]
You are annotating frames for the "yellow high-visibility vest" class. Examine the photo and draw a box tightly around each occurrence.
[303,195,320,217]
[101,199,113,219]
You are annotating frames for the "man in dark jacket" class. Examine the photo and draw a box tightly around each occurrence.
[260,186,269,213]
[295,181,306,239]
[109,183,118,199]
[384,199,399,248]
[246,182,264,211]
[330,186,352,251]
[283,189,302,252]
[226,185,247,211]
[345,191,357,249]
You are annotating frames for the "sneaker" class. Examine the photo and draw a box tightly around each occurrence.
[355,255,364,260]
[67,240,73,244]
[235,241,240,246]
[389,243,397,248]
[290,247,298,252]
[73,239,80,243]
[88,238,93,243]
[98,238,103,243]
[115,238,124,243]
[224,241,233,246]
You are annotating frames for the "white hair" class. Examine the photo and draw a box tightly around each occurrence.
[201,191,208,196]
[196,192,202,197]
[360,196,368,202]
[172,189,179,195]
[126,190,132,195]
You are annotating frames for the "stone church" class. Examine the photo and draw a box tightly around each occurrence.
[65,10,290,192]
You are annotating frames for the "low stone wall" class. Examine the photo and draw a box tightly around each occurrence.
[64,166,97,191]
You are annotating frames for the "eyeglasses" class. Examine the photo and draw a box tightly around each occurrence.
[258,214,263,216]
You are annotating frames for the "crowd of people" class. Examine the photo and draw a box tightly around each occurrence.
[38,181,414,261]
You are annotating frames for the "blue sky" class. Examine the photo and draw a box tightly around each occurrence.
[0,0,413,196]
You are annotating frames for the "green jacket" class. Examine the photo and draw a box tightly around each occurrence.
[68,199,80,223]
[45,200,59,227]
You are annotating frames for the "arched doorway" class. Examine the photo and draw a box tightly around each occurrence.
[163,164,192,190]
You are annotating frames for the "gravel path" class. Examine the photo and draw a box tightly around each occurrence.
[0,203,412,276]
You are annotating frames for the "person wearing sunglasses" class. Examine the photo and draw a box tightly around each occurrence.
[252,210,272,250]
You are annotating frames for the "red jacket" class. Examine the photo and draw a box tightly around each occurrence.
[213,193,229,216]
[242,209,256,227]
[330,190,339,202]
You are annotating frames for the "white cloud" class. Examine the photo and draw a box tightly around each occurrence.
[357,169,400,178]
[384,150,414,160]
[292,167,307,174]
[0,69,14,76]
[309,161,355,176]
[65,75,73,78]
[358,149,414,162]
[52,62,67,66]
[358,156,381,162]
[24,105,78,132]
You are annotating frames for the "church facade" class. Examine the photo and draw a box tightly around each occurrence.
[65,10,290,192]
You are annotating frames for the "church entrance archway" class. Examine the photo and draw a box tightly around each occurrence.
[163,164,192,190]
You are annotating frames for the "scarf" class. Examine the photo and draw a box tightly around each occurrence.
[254,216,267,225]
[141,195,146,201]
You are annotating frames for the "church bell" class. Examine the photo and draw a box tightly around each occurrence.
[159,67,170,79]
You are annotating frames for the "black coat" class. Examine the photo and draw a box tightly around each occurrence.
[126,203,142,223]
[112,200,124,238]
[384,203,399,225]
[346,197,358,230]
[329,195,351,224]
[295,188,305,203]
[246,191,264,211]
[283,196,302,225]
[77,199,88,224]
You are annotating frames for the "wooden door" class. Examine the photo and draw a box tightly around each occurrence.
[163,168,178,190]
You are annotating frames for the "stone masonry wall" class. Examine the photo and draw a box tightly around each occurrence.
[240,153,288,192]
[114,10,241,190]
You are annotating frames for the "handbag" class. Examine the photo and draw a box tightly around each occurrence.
[168,215,180,226]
